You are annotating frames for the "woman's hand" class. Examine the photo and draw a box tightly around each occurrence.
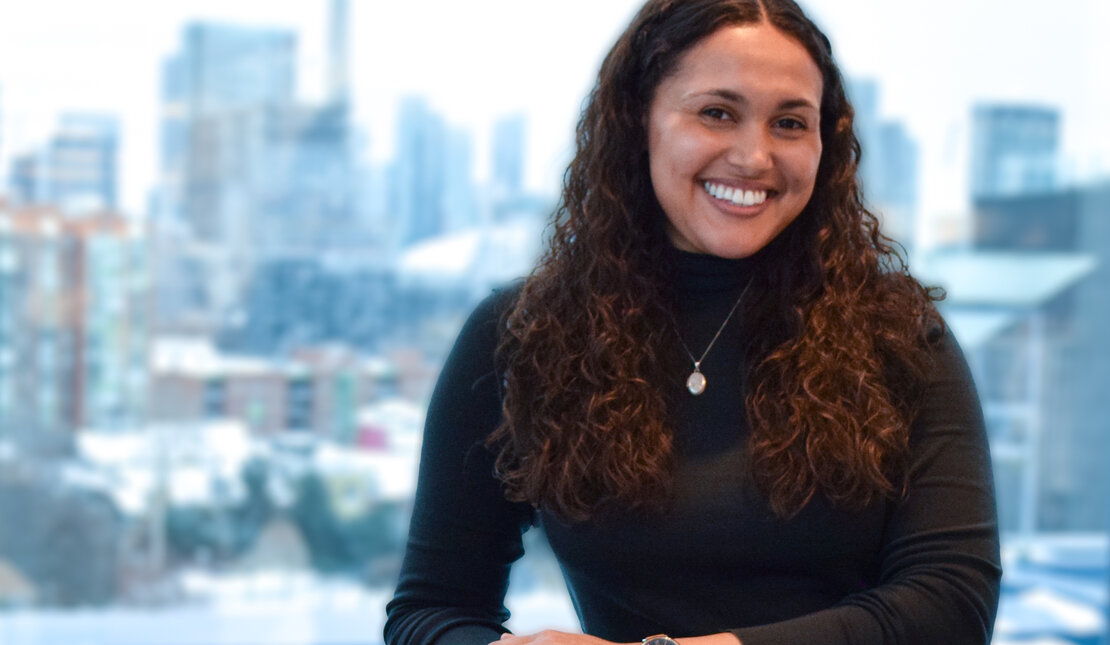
[492,631,629,645]
[493,632,741,645]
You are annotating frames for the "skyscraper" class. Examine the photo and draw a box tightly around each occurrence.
[392,96,448,247]
[970,104,1060,201]
[156,8,356,327]
[847,79,920,248]
[9,113,119,213]
[161,22,297,244]
[0,84,5,189]
[491,113,526,200]
[972,179,1110,531]
[0,206,147,454]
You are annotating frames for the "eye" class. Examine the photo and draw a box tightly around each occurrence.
[775,117,807,130]
[700,107,733,121]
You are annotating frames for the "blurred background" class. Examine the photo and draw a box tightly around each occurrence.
[0,1,1106,643]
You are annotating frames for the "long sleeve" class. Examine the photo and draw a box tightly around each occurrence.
[384,287,534,645]
[729,330,1002,645]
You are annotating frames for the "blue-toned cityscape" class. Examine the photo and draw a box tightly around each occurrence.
[0,1,1107,644]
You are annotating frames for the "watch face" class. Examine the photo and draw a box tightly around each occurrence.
[644,637,677,645]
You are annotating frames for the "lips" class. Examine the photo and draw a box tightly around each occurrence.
[702,180,775,207]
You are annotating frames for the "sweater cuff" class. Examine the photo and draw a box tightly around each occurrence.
[433,624,506,645]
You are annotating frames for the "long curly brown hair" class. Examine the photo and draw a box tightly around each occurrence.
[488,0,943,522]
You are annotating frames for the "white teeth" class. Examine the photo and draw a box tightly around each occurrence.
[703,181,768,207]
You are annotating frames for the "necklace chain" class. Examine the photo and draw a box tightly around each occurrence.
[675,277,753,395]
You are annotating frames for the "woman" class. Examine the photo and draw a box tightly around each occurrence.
[385,0,1002,644]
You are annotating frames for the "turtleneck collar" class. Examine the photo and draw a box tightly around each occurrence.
[666,245,758,294]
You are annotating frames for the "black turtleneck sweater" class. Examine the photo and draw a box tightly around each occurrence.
[384,250,1001,645]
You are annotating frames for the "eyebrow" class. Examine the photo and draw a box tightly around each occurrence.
[695,88,819,112]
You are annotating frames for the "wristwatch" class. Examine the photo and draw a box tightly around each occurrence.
[643,635,680,645]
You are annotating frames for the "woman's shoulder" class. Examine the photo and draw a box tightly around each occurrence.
[478,279,525,319]
[461,279,524,338]
[446,279,525,363]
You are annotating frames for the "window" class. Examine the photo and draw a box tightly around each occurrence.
[0,1,1106,643]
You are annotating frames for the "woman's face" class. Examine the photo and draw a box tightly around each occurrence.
[646,22,824,258]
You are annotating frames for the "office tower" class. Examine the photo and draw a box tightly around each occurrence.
[391,100,480,246]
[392,97,448,247]
[966,104,1105,531]
[327,0,350,107]
[972,178,1110,531]
[157,8,356,328]
[874,122,919,244]
[9,114,119,213]
[0,206,147,454]
[847,79,920,247]
[156,22,298,326]
[161,22,297,244]
[848,80,880,193]
[0,84,5,188]
[491,113,526,200]
[444,128,478,232]
[970,104,1059,201]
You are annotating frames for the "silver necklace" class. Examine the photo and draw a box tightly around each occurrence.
[676,278,753,396]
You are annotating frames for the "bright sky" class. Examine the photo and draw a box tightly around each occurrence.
[0,0,1106,239]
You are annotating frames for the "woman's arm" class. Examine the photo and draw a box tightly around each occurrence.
[502,328,1000,645]
[726,328,1002,644]
[384,286,535,645]
[495,631,743,645]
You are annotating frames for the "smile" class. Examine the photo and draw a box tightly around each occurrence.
[703,181,769,207]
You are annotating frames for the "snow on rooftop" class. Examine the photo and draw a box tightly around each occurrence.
[313,442,418,503]
[944,309,1020,351]
[398,218,542,288]
[997,587,1105,635]
[400,229,483,276]
[75,422,256,511]
[919,250,1097,309]
[357,397,425,455]
[150,337,281,377]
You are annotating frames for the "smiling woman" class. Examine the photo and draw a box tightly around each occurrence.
[646,22,823,258]
[384,1,1001,645]
[3,0,1107,643]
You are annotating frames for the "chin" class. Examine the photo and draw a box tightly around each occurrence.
[701,236,774,259]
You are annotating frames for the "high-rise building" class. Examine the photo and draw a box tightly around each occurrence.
[392,97,448,247]
[970,104,1060,201]
[0,205,148,455]
[9,114,119,213]
[389,97,483,248]
[156,23,297,326]
[874,122,919,243]
[491,113,526,200]
[847,79,919,248]
[444,128,478,233]
[156,8,357,327]
[160,22,297,244]
[0,84,5,188]
[966,105,1109,532]
[327,0,351,107]
[919,250,1095,536]
[972,181,1110,531]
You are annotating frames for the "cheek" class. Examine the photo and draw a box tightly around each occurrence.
[788,143,822,193]
[649,121,711,180]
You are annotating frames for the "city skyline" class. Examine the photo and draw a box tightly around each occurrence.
[2,3,1108,640]
[0,0,1107,243]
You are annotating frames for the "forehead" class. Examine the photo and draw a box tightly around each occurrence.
[661,23,823,104]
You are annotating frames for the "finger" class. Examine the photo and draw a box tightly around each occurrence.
[493,633,524,645]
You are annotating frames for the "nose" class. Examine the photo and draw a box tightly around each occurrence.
[724,124,773,174]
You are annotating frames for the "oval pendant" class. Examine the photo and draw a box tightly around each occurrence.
[686,371,707,396]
